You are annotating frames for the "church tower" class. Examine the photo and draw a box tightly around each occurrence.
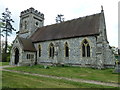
[18,7,44,38]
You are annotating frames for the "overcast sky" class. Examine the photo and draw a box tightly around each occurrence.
[0,0,119,48]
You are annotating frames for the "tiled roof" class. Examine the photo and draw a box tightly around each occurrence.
[18,37,36,52]
[31,12,102,42]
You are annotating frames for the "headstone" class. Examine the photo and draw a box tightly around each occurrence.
[114,65,120,73]
[114,56,120,73]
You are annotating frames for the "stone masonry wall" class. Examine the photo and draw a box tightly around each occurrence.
[10,37,36,66]
[34,36,98,67]
[10,38,23,66]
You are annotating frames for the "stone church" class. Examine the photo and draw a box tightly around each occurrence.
[10,7,115,69]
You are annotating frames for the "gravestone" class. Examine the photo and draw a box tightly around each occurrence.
[114,59,120,73]
[114,64,120,73]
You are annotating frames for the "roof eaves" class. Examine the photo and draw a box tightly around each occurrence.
[32,33,100,43]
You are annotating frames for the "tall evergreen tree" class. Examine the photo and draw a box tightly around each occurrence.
[0,22,5,37]
[0,20,5,62]
[1,8,16,61]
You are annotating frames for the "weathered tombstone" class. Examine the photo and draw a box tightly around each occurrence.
[114,59,120,73]
[114,65,120,73]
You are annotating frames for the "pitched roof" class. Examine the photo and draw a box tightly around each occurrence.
[18,37,36,52]
[31,12,102,43]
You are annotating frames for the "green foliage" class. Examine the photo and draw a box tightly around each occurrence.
[2,53,9,62]
[0,22,5,28]
[0,22,5,37]
[2,71,116,88]
[1,8,16,56]
[7,44,12,53]
[6,65,119,84]
[2,53,10,62]
[0,62,9,66]
[2,44,12,62]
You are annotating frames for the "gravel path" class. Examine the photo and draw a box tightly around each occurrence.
[1,66,120,87]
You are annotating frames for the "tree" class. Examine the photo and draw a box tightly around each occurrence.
[1,8,16,61]
[56,14,64,23]
[0,21,5,62]
[1,8,16,53]
[0,22,5,37]
[2,43,12,62]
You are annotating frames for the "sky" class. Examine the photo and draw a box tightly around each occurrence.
[0,0,119,48]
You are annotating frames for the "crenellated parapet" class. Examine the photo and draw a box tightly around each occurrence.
[20,7,44,19]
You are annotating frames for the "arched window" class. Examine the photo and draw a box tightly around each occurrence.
[82,39,90,57]
[87,44,90,57]
[82,44,85,57]
[49,43,54,58]
[38,45,41,57]
[65,42,69,57]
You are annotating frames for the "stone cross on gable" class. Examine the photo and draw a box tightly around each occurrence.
[101,5,104,12]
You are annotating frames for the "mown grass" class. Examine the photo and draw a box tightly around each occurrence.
[0,62,9,66]
[5,65,119,83]
[2,71,117,88]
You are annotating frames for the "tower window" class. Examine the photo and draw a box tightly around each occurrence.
[82,39,90,57]
[65,42,69,57]
[24,21,27,29]
[49,43,54,58]
[35,22,39,26]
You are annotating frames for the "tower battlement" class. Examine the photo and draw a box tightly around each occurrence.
[19,7,44,38]
[20,7,44,19]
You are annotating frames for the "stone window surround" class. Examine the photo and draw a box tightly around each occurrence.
[38,38,92,58]
[49,43,55,58]
[82,39,90,57]
[27,54,34,59]
[38,44,41,57]
[64,42,69,57]
[80,38,91,58]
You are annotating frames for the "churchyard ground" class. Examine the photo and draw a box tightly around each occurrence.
[1,63,118,88]
[5,65,119,83]
[1,64,120,88]
[2,71,116,88]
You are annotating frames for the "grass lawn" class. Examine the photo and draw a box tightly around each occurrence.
[5,65,119,84]
[2,71,116,88]
[0,62,9,66]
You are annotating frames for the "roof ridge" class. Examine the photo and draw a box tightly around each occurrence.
[30,12,101,39]
[43,12,101,28]
[30,12,102,42]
